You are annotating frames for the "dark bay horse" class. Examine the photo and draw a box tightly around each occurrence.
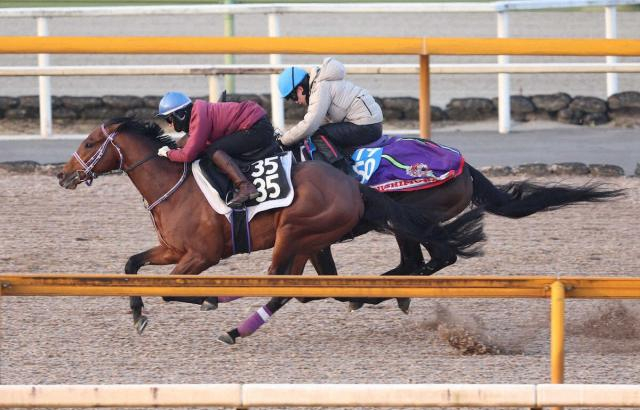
[57,118,485,343]
[382,162,625,275]
[303,142,625,310]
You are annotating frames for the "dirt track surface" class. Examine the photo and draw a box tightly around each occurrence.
[1,172,640,409]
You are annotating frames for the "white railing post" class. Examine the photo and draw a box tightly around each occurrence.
[268,13,285,130]
[208,75,223,102]
[497,10,511,134]
[36,17,52,138]
[605,5,619,96]
[223,0,235,94]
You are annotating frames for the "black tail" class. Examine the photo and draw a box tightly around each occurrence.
[467,164,626,218]
[358,184,485,258]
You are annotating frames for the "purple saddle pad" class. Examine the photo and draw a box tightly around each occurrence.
[354,135,465,192]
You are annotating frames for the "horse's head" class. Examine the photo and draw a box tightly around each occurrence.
[57,118,173,189]
[57,120,126,189]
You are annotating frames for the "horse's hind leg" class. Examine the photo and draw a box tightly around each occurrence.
[354,237,458,313]
[301,247,341,303]
[218,253,305,345]
[420,240,458,276]
[349,236,422,313]
[218,296,293,345]
[125,245,180,334]
[383,236,425,276]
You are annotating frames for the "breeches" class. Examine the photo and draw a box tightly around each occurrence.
[311,122,382,162]
[205,117,274,157]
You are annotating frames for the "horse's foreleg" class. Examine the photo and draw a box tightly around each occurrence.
[160,254,216,307]
[191,295,242,311]
[124,245,180,334]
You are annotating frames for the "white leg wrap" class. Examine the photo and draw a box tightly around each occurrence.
[257,306,271,322]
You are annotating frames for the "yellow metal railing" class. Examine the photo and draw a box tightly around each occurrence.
[2,273,640,392]
[3,274,640,298]
[2,37,640,56]
[2,36,640,137]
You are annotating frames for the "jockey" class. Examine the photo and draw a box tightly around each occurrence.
[156,91,273,208]
[277,57,383,174]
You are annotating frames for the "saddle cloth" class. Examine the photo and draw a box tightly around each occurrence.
[351,135,465,192]
[192,151,295,222]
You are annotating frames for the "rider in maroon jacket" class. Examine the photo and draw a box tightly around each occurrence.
[157,92,273,208]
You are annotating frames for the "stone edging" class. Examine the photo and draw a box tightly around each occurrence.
[1,91,640,127]
[1,161,637,177]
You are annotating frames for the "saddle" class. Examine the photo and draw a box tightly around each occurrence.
[192,148,295,254]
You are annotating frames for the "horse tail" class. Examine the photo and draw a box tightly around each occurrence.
[467,164,626,218]
[358,184,485,258]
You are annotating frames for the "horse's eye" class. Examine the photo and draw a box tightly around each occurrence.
[85,142,93,148]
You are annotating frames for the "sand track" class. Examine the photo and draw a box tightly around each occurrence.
[1,173,639,409]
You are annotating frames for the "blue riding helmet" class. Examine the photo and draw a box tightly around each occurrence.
[278,67,308,98]
[157,91,192,117]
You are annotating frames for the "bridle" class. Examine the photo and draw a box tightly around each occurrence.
[72,124,124,186]
[72,123,189,211]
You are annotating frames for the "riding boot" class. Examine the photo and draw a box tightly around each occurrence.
[211,150,259,208]
[311,134,341,163]
[311,134,357,178]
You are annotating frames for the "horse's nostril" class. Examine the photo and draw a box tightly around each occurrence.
[56,172,64,180]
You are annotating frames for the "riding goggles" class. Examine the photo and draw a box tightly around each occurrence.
[285,89,298,102]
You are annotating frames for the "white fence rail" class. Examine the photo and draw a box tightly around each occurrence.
[2,62,639,101]
[3,384,640,408]
[2,63,639,131]
[1,1,638,17]
[2,1,638,137]
[3,63,640,77]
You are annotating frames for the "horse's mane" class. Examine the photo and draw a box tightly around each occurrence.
[105,117,178,149]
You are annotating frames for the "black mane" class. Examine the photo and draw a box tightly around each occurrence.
[105,117,178,149]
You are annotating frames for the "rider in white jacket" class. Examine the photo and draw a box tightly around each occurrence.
[278,57,383,174]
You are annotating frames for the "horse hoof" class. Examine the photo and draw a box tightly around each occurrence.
[217,332,236,345]
[134,316,148,335]
[349,301,364,312]
[397,298,411,314]
[200,299,218,311]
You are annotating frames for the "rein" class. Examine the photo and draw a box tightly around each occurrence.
[144,162,188,211]
[124,152,158,173]
[73,123,189,212]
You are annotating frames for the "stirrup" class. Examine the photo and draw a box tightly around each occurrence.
[228,189,259,208]
[228,196,248,208]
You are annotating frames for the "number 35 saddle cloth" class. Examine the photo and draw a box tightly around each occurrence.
[192,151,295,255]
[192,151,295,222]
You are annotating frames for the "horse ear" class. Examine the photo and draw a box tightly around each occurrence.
[218,90,227,103]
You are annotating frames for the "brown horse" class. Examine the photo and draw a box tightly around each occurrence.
[57,118,485,343]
